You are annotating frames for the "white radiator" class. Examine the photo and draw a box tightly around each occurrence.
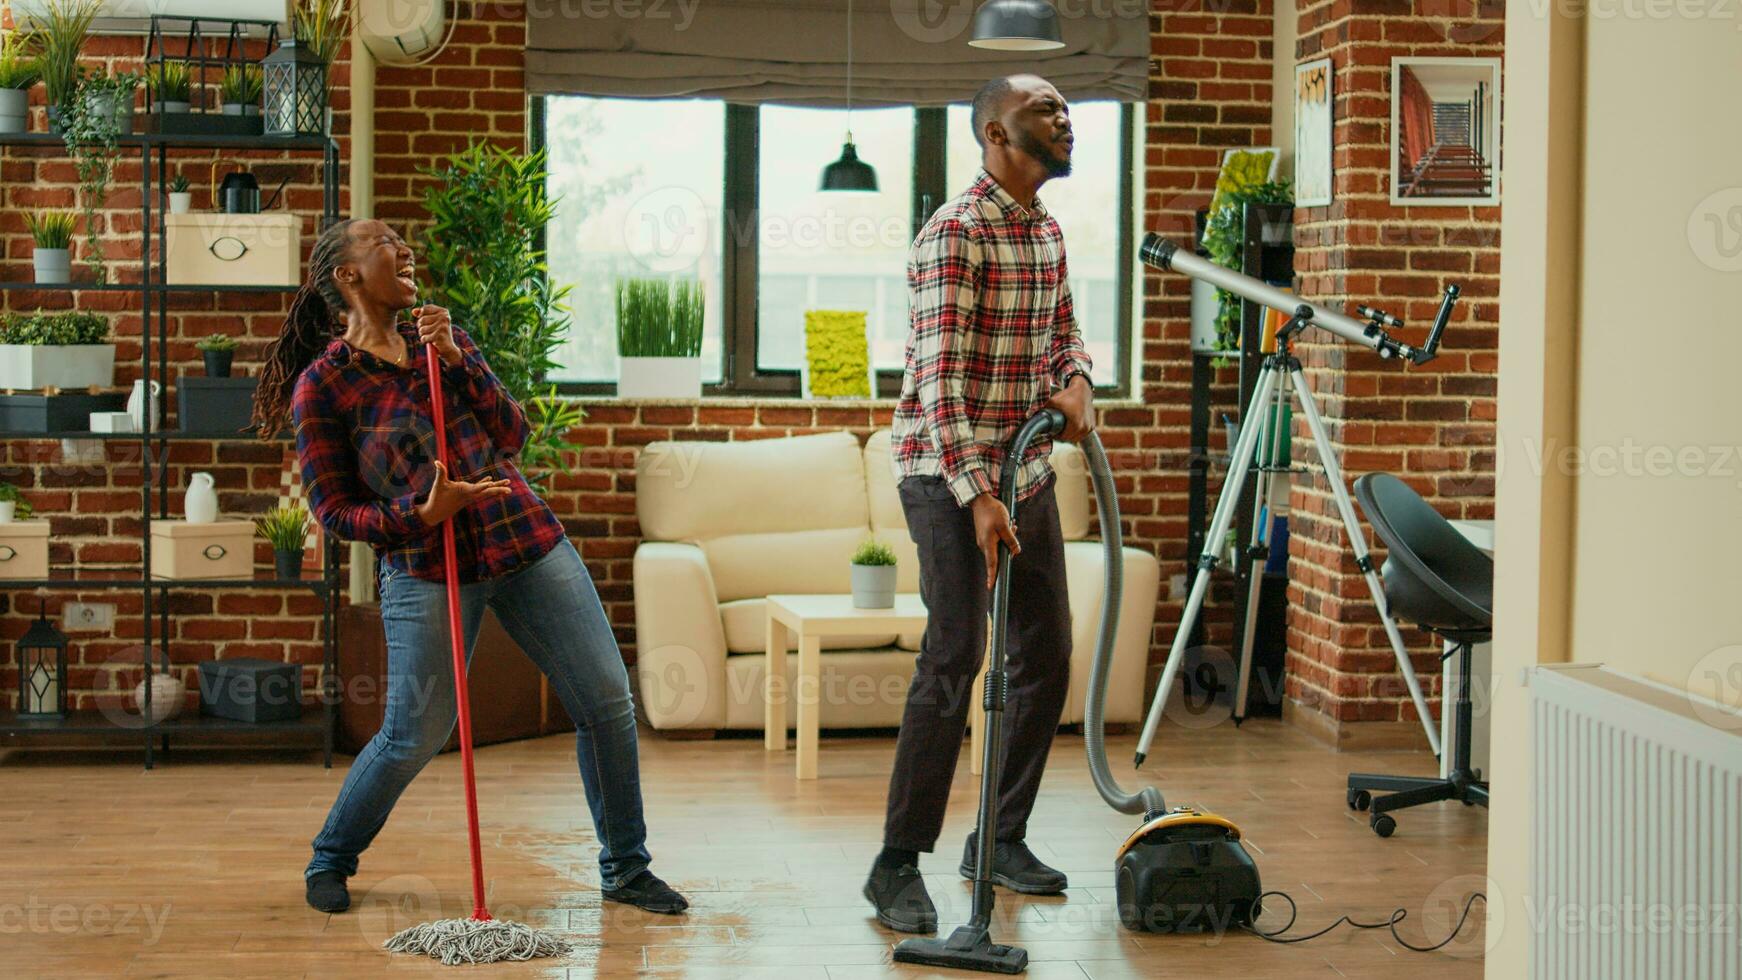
[1531,664,1742,980]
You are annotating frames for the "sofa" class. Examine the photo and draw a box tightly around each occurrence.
[632,428,1160,732]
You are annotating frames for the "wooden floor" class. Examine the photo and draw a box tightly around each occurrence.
[2,719,1488,978]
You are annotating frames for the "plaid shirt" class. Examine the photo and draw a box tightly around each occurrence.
[292,321,566,585]
[892,169,1093,507]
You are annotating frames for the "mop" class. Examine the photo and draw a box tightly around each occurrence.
[381,343,572,965]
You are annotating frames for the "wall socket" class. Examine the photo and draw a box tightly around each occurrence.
[1168,573,1188,601]
[64,602,116,631]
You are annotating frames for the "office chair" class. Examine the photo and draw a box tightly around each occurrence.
[1345,473,1492,837]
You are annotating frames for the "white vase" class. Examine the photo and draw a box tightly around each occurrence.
[32,248,70,284]
[184,472,218,524]
[850,563,897,609]
[0,88,26,134]
[168,192,192,214]
[0,501,14,523]
[127,379,162,432]
[133,672,184,724]
[617,356,702,399]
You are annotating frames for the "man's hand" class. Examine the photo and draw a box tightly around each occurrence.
[414,305,463,367]
[1045,374,1095,443]
[414,460,511,527]
[970,493,1021,589]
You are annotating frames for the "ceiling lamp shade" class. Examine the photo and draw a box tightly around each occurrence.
[820,137,879,192]
[969,0,1065,51]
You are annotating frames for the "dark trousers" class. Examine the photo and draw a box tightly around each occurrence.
[882,475,1073,852]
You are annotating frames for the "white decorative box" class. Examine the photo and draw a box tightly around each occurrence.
[0,521,50,580]
[90,411,134,433]
[165,213,301,287]
[150,520,254,580]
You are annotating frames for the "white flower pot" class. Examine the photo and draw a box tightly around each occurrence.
[617,356,702,400]
[0,501,15,523]
[0,343,116,390]
[851,563,897,609]
[0,89,27,134]
[168,192,192,214]
[32,248,71,284]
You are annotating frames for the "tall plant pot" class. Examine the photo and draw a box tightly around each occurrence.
[32,248,71,284]
[617,356,702,399]
[85,92,136,136]
[202,349,233,377]
[0,89,27,134]
[850,562,897,609]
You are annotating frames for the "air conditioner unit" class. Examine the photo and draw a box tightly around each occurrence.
[357,0,447,65]
[10,0,289,35]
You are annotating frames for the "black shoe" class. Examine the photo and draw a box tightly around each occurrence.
[305,870,350,913]
[863,859,937,933]
[958,834,1068,895]
[604,869,690,915]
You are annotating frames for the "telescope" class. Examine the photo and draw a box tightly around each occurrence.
[1137,234,1459,364]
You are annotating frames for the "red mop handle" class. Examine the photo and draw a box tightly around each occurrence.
[425,343,492,922]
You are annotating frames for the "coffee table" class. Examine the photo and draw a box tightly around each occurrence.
[763,593,928,779]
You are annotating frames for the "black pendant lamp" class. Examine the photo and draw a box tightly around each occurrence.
[820,0,878,192]
[969,0,1065,51]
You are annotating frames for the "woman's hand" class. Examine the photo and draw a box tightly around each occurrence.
[414,460,511,527]
[414,305,463,367]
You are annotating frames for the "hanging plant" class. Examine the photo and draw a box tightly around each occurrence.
[1200,179,1293,354]
[60,67,141,284]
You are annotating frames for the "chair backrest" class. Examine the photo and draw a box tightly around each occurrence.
[1353,473,1493,636]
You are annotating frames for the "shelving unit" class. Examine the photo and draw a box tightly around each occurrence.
[0,131,340,768]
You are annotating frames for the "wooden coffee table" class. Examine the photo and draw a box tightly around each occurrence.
[763,593,928,779]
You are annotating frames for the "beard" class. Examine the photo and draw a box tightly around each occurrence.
[1015,129,1072,178]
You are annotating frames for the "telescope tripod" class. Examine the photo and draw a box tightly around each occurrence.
[1133,312,1442,766]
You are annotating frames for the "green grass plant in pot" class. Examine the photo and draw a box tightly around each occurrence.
[196,332,239,377]
[850,538,898,609]
[25,210,75,284]
[169,172,191,214]
[36,0,99,134]
[0,482,34,523]
[147,60,190,113]
[615,276,704,399]
[220,64,261,116]
[257,503,313,580]
[0,29,41,135]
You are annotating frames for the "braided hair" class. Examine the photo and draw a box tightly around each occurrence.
[251,218,359,440]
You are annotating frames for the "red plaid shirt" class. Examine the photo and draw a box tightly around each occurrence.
[292,320,566,585]
[892,169,1093,506]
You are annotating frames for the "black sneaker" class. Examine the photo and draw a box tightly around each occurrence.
[863,859,937,933]
[305,870,350,913]
[603,869,690,915]
[958,833,1068,895]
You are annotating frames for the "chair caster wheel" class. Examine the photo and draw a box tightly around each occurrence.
[1462,798,1476,807]
[1371,814,1396,838]
[1347,789,1371,812]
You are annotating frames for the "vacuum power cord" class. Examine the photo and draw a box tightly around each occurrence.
[1242,890,1487,952]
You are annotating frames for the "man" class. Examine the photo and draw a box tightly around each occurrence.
[864,74,1095,933]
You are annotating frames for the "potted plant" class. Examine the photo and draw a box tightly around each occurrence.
[615,277,704,399]
[220,64,261,116]
[146,60,190,114]
[75,67,139,137]
[1202,179,1294,353]
[0,309,115,390]
[25,210,75,284]
[168,172,191,214]
[196,332,238,377]
[256,503,312,580]
[0,482,34,523]
[36,0,99,134]
[0,29,40,135]
[62,67,140,283]
[849,538,898,609]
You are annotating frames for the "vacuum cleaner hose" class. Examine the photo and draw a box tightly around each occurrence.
[1079,431,1168,821]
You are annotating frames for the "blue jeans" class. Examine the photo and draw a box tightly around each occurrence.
[306,538,652,890]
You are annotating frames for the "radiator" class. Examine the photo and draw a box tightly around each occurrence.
[1532,664,1742,980]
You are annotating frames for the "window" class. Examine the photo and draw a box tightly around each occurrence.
[537,97,1138,397]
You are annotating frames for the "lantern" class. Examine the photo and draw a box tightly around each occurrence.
[262,39,327,137]
[17,601,67,718]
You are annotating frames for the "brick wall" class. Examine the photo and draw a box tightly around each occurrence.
[1283,0,1503,741]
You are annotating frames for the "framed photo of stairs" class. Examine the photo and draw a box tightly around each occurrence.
[1390,56,1502,206]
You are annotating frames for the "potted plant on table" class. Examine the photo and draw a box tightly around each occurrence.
[0,482,35,523]
[257,503,312,580]
[147,60,190,114]
[0,30,40,135]
[849,538,898,609]
[615,277,704,399]
[168,172,192,214]
[220,65,261,116]
[196,332,238,377]
[25,210,76,284]
[36,0,99,134]
[0,309,114,389]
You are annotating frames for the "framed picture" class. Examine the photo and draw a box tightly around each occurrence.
[1209,147,1281,216]
[1293,58,1333,207]
[1390,57,1502,206]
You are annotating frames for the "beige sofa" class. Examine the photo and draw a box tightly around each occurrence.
[632,429,1160,732]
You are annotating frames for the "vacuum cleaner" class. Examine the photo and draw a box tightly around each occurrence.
[894,410,1263,975]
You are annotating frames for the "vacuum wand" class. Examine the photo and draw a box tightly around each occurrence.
[1137,234,1459,365]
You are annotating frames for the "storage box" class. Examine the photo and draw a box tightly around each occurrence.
[150,520,254,580]
[165,213,300,287]
[197,657,303,723]
[0,521,50,580]
[0,392,126,433]
[177,376,258,438]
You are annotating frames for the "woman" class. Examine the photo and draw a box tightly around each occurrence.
[252,218,687,917]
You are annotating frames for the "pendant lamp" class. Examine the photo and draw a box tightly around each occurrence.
[820,0,878,192]
[969,0,1065,51]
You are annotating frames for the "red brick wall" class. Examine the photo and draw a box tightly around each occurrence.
[1283,0,1502,737]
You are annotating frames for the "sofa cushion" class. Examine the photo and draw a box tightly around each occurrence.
[719,598,896,654]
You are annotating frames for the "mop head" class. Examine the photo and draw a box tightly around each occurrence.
[384,916,572,965]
